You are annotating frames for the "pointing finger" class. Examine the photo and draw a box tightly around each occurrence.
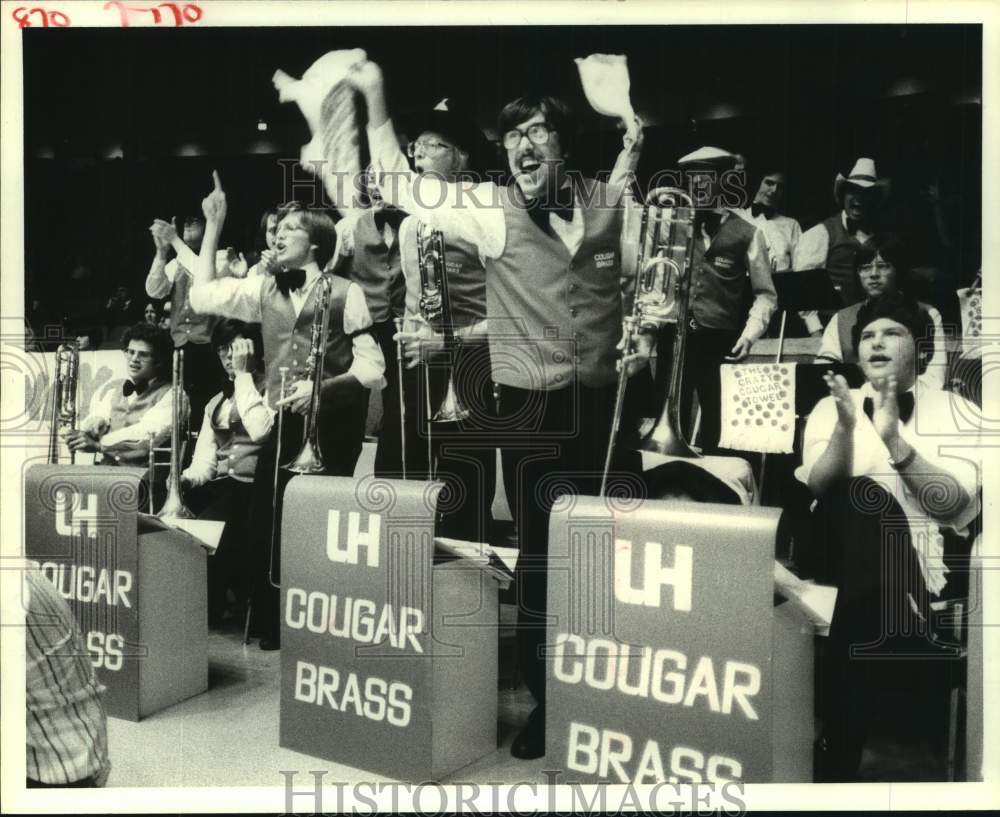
[212,170,223,192]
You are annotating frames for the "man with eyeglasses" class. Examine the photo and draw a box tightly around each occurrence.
[346,59,647,760]
[65,322,175,466]
[392,98,495,540]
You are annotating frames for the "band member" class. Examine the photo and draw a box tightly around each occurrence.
[391,98,496,541]
[796,291,981,780]
[734,165,801,274]
[815,240,947,389]
[793,157,893,334]
[181,319,270,625]
[189,173,385,650]
[347,59,648,759]
[248,206,282,278]
[341,168,408,477]
[65,322,174,466]
[146,214,234,427]
[666,146,777,455]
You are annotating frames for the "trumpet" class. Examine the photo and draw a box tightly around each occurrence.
[155,349,195,521]
[283,274,333,473]
[600,187,698,496]
[48,342,79,465]
[415,222,469,477]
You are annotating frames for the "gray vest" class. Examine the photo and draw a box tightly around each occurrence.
[203,384,264,482]
[348,210,405,323]
[106,379,171,465]
[823,214,870,306]
[400,223,486,329]
[689,214,756,333]
[485,181,625,390]
[169,262,217,346]
[259,274,354,410]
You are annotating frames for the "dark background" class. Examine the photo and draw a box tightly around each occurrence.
[23,24,982,336]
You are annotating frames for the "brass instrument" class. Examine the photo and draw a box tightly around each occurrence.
[48,342,79,464]
[600,187,698,497]
[156,349,195,521]
[393,317,408,479]
[415,222,469,477]
[284,274,333,473]
[269,366,290,589]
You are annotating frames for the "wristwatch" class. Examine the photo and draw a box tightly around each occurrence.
[888,445,917,470]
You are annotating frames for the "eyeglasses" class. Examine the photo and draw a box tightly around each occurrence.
[124,348,153,360]
[502,122,555,150]
[406,139,454,158]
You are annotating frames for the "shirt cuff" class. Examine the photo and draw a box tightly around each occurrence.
[801,311,823,334]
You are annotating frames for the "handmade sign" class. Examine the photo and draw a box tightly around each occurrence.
[718,363,796,453]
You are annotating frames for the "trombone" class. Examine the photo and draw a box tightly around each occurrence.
[600,187,698,497]
[282,274,333,474]
[415,222,469,479]
[148,348,195,520]
[48,342,79,465]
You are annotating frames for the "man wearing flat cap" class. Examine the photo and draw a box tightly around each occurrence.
[664,145,777,455]
[793,157,892,334]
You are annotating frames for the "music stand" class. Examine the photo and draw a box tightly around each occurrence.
[757,270,844,505]
[772,268,844,315]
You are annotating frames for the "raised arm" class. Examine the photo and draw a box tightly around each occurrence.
[188,171,263,322]
[345,59,506,259]
[803,373,856,496]
[146,219,176,298]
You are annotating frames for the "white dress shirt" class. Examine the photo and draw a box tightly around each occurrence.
[80,381,173,449]
[367,119,637,261]
[181,372,273,486]
[796,381,982,595]
[188,267,385,390]
[733,207,802,272]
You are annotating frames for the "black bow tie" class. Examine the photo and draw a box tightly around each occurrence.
[122,380,149,397]
[221,380,235,400]
[374,208,406,235]
[275,268,307,296]
[751,202,775,219]
[863,391,915,424]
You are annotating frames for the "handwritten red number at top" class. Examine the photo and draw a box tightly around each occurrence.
[12,7,71,27]
[103,1,203,27]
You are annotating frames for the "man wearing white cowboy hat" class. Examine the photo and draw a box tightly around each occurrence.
[793,157,892,333]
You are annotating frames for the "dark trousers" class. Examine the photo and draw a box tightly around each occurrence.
[372,318,429,478]
[497,382,621,707]
[179,340,225,431]
[187,477,256,623]
[806,477,963,780]
[249,380,366,640]
[654,325,738,455]
[426,341,497,542]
